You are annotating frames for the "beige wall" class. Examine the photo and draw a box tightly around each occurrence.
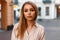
[1,0,14,30]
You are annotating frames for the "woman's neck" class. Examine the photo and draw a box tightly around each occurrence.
[27,20,35,28]
[26,20,35,34]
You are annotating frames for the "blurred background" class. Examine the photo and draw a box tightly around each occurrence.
[0,0,60,40]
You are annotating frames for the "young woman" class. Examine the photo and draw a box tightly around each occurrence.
[11,1,45,40]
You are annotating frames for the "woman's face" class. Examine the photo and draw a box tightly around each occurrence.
[24,4,35,21]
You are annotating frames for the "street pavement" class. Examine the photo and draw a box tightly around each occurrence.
[37,19,60,40]
[0,31,11,40]
[0,19,60,40]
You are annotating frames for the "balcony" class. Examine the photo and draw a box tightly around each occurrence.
[43,0,51,3]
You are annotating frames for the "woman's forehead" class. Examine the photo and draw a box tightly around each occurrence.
[24,4,34,9]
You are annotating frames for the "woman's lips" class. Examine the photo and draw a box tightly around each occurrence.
[27,16,32,18]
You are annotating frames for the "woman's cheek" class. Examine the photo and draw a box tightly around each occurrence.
[31,12,35,17]
[24,13,28,19]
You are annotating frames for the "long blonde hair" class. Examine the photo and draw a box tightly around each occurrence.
[16,1,38,39]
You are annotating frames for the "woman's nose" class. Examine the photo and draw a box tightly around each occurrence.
[28,10,31,14]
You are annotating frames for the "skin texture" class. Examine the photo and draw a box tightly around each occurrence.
[24,4,35,21]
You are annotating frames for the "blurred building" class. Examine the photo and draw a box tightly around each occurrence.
[18,0,60,19]
[0,0,60,30]
[0,0,14,30]
[13,0,20,24]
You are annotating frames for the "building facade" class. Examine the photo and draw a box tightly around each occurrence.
[18,0,60,19]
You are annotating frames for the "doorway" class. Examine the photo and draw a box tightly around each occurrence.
[56,5,60,18]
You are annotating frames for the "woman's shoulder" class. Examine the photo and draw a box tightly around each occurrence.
[13,22,19,30]
[36,23,44,31]
[12,23,19,36]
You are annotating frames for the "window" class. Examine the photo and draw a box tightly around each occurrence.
[14,0,18,4]
[17,9,20,12]
[14,10,16,19]
[43,0,51,3]
[38,7,41,16]
[46,7,49,16]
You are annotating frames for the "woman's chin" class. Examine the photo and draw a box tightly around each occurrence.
[27,18,34,21]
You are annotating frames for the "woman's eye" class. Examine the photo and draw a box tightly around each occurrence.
[24,10,28,12]
[30,9,35,11]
